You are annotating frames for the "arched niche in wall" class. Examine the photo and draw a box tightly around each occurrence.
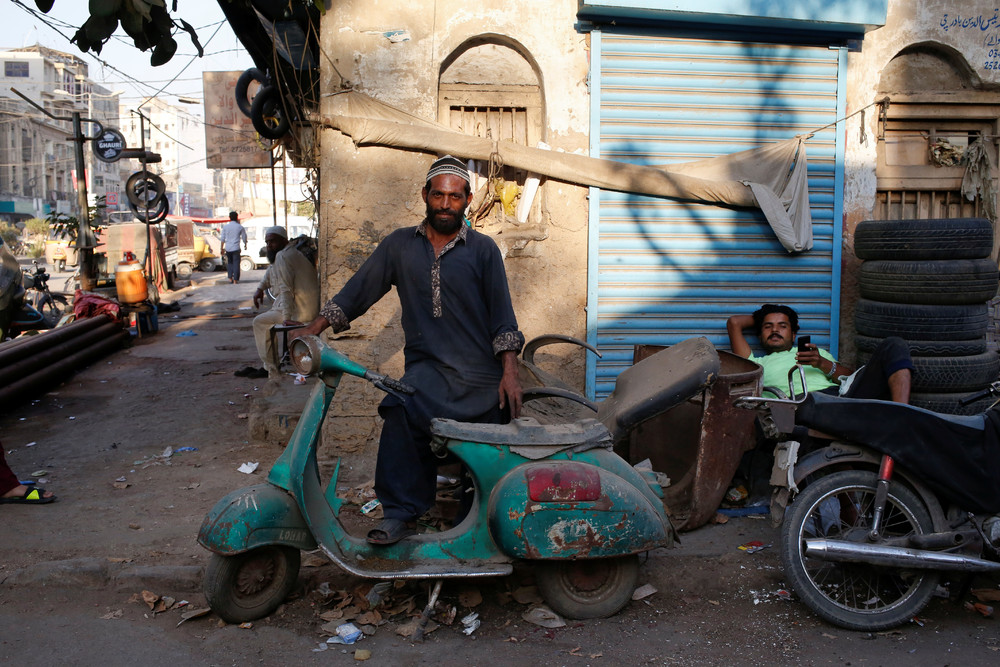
[437,35,548,248]
[874,42,999,224]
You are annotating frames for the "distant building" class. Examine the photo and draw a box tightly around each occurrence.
[0,44,122,223]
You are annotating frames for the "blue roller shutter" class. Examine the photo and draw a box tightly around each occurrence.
[587,28,846,398]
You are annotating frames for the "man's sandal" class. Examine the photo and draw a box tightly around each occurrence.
[366,518,415,545]
[0,487,56,504]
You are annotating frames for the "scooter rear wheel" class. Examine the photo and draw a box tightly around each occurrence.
[204,546,300,623]
[780,470,938,631]
[536,554,639,619]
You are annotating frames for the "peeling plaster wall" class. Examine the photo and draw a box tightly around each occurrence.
[316,1,591,472]
[840,0,1000,357]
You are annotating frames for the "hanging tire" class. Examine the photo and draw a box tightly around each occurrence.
[535,555,639,619]
[855,334,988,357]
[855,299,987,341]
[128,196,169,224]
[858,348,1000,392]
[859,259,999,305]
[250,85,290,139]
[203,546,300,624]
[239,256,255,273]
[235,67,267,118]
[125,172,166,208]
[780,469,939,631]
[910,390,997,415]
[854,218,993,261]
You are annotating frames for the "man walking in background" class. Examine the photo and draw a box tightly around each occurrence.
[220,211,247,284]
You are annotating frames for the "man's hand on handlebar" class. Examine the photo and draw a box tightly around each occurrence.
[288,315,330,343]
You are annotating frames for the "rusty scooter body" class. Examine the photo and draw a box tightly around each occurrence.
[198,335,721,624]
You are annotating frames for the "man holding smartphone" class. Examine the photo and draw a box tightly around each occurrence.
[727,304,912,403]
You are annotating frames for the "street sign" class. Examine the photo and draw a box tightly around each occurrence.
[106,191,118,206]
[92,128,127,163]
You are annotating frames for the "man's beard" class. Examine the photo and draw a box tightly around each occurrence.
[266,248,278,263]
[426,204,463,234]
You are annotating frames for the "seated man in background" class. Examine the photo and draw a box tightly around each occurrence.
[235,227,320,380]
[727,303,913,403]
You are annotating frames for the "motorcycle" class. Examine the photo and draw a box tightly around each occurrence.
[737,368,1000,631]
[198,335,723,624]
[24,260,69,327]
[0,241,48,340]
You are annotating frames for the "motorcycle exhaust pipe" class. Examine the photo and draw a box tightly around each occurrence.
[804,538,1000,572]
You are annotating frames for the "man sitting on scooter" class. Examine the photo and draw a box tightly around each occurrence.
[291,155,524,546]
[726,304,913,403]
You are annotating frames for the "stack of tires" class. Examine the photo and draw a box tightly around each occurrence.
[854,218,1000,414]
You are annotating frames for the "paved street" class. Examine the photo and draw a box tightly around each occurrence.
[1,270,999,666]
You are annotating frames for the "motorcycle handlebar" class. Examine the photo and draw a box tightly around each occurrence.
[958,382,999,406]
[369,372,415,396]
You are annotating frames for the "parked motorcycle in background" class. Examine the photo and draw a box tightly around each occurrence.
[737,370,1000,631]
[24,260,69,327]
[1,241,60,340]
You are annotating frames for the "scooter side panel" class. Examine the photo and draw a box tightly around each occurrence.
[198,483,318,554]
[489,460,671,559]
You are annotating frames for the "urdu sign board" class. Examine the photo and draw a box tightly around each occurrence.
[203,71,272,169]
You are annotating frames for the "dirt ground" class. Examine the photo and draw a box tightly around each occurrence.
[2,270,999,666]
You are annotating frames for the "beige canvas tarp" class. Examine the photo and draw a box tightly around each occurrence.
[317,91,813,253]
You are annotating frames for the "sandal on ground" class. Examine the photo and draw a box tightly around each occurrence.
[0,487,56,504]
[366,518,415,545]
[234,366,257,377]
[245,368,269,379]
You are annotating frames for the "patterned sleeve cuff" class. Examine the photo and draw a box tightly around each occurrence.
[492,330,525,356]
[320,300,351,333]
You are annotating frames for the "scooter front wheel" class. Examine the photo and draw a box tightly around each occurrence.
[204,546,301,624]
[536,554,639,619]
[780,470,938,631]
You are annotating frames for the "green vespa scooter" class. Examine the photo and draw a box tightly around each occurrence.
[198,335,720,623]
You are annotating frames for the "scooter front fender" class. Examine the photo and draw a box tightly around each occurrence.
[198,483,317,555]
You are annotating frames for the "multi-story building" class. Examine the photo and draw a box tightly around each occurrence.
[0,44,122,224]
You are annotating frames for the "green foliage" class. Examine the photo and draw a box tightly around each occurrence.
[38,0,202,67]
[46,196,109,240]
[0,222,18,247]
[25,217,49,237]
[295,200,315,219]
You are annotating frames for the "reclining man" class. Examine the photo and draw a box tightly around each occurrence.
[727,304,913,403]
[235,226,320,380]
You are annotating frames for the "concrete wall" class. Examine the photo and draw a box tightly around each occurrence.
[316,1,591,469]
[841,0,1000,356]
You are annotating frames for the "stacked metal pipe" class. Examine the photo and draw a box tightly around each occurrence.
[0,315,128,405]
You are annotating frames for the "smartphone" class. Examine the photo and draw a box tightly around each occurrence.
[797,335,811,352]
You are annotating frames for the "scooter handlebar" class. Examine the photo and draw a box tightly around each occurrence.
[368,372,415,396]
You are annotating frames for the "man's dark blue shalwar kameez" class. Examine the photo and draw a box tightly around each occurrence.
[319,224,523,521]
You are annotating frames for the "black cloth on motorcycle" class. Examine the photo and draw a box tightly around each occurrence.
[597,336,720,444]
[323,224,524,522]
[796,392,1000,514]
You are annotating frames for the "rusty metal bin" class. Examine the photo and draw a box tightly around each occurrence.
[620,344,762,532]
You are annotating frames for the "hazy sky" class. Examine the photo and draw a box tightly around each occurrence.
[5,0,254,105]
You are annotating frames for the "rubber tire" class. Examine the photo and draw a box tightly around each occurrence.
[198,258,216,272]
[40,293,68,327]
[854,218,993,261]
[854,334,987,357]
[175,262,193,280]
[857,348,999,392]
[250,85,290,139]
[239,256,255,273]
[535,555,639,619]
[859,259,999,305]
[203,546,300,624]
[910,390,997,415]
[780,470,938,631]
[128,196,169,224]
[235,67,266,118]
[125,172,166,208]
[855,299,987,341]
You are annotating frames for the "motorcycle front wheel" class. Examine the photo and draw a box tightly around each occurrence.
[536,554,639,619]
[203,546,300,624]
[780,469,938,631]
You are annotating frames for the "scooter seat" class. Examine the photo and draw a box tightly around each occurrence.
[597,336,720,444]
[431,416,612,459]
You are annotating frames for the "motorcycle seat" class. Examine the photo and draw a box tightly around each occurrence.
[430,416,612,458]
